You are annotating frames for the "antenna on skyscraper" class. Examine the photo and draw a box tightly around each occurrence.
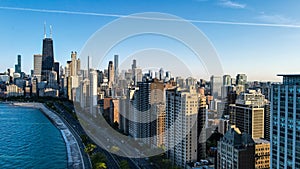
[50,25,52,38]
[44,22,46,38]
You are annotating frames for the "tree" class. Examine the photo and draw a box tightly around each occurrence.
[119,160,130,169]
[91,152,107,165]
[84,143,96,155]
[94,162,107,169]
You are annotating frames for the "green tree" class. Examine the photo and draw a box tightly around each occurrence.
[91,152,107,166]
[119,160,130,169]
[93,162,107,169]
[84,143,96,155]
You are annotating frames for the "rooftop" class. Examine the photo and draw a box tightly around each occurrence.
[277,74,300,77]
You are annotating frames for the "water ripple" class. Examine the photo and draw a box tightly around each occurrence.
[0,104,67,169]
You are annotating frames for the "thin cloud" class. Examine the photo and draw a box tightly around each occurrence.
[0,6,300,28]
[257,13,299,25]
[219,0,246,9]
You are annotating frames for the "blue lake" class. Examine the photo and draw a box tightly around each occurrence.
[0,103,67,169]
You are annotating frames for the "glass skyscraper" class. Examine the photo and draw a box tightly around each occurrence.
[41,37,54,81]
[271,74,300,168]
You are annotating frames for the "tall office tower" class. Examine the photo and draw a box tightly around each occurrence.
[165,86,198,167]
[114,54,119,83]
[236,73,247,86]
[159,68,164,81]
[229,90,266,139]
[130,79,165,146]
[271,74,300,169]
[89,69,98,115]
[223,75,231,86]
[69,51,80,77]
[217,127,255,169]
[132,59,137,70]
[33,54,42,82]
[254,139,270,169]
[54,62,60,84]
[66,52,81,100]
[70,51,77,76]
[41,25,54,81]
[197,89,207,160]
[108,61,114,88]
[15,55,21,74]
[210,75,222,99]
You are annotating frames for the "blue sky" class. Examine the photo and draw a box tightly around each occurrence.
[0,0,300,81]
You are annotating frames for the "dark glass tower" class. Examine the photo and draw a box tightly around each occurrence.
[15,54,21,74]
[42,38,54,71]
[41,33,54,81]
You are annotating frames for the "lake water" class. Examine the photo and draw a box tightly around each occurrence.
[0,103,67,169]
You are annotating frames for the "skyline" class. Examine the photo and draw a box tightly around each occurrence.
[1,0,300,81]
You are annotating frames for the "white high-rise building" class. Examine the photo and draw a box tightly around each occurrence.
[90,69,98,115]
[165,86,198,167]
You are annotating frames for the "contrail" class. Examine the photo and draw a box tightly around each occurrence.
[1,6,300,28]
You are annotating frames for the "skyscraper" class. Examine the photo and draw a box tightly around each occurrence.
[132,59,137,70]
[197,88,207,160]
[41,25,54,81]
[114,54,119,83]
[129,78,165,147]
[165,86,198,167]
[108,61,114,88]
[229,90,265,139]
[89,69,98,115]
[271,74,300,168]
[15,54,21,74]
[33,54,42,81]
[210,75,222,99]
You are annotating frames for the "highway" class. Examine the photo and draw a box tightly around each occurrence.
[55,101,157,169]
[52,102,121,169]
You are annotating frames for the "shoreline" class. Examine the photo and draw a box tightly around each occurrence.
[13,102,84,169]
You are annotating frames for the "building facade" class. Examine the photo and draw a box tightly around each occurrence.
[217,127,255,169]
[165,86,198,168]
[271,74,300,168]
[254,139,270,169]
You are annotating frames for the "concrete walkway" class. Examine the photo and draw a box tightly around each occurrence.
[14,102,84,169]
